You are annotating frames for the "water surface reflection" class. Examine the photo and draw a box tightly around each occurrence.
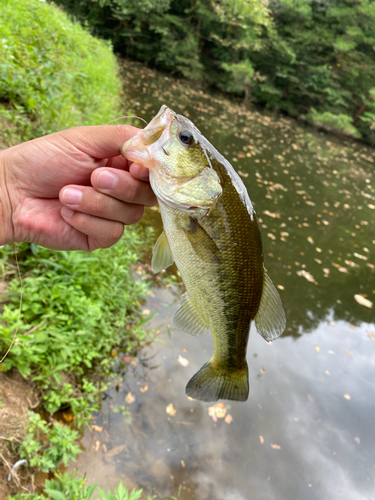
[71,287,375,499]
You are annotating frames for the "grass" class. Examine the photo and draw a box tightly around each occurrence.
[0,0,122,147]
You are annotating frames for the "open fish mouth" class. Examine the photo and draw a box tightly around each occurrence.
[121,105,175,167]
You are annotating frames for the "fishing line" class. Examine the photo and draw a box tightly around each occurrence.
[0,243,22,363]
[1,114,148,362]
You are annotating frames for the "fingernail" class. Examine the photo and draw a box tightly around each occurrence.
[97,170,117,190]
[62,188,82,205]
[61,207,74,218]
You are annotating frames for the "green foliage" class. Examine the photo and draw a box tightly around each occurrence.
[51,0,375,143]
[10,472,99,500]
[222,60,255,101]
[306,109,361,138]
[96,483,143,500]
[0,0,122,146]
[0,226,153,422]
[9,471,180,500]
[19,412,81,473]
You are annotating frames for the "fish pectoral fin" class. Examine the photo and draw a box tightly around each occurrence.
[183,219,221,264]
[151,230,174,273]
[172,293,209,336]
[186,360,249,402]
[254,271,286,342]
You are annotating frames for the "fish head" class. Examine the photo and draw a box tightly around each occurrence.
[121,105,222,213]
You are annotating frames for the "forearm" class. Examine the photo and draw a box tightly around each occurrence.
[0,150,14,246]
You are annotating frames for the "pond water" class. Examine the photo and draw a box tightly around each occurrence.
[70,60,375,499]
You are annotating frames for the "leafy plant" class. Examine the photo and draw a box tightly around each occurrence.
[19,412,81,473]
[0,0,122,146]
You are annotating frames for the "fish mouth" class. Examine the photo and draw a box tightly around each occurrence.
[121,105,176,168]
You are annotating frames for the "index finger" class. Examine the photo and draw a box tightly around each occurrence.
[60,124,142,160]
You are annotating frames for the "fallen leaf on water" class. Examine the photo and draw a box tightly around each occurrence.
[92,425,103,432]
[260,367,266,374]
[224,414,233,424]
[125,392,135,404]
[166,403,177,416]
[263,210,281,218]
[354,294,373,309]
[344,394,351,400]
[208,403,227,422]
[94,440,100,452]
[140,385,148,393]
[315,345,320,353]
[325,370,331,375]
[354,252,368,261]
[178,355,189,367]
[238,170,249,177]
[297,270,317,284]
[367,332,375,343]
[267,233,276,240]
[277,284,285,290]
[181,460,185,468]
[259,435,264,444]
[270,444,282,450]
[354,437,360,444]
[346,350,353,356]
[105,445,126,459]
[308,394,314,402]
[307,236,314,244]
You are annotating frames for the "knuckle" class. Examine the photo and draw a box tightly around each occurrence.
[125,205,144,225]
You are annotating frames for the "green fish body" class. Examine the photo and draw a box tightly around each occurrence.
[121,105,286,402]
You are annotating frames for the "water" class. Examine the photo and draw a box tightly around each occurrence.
[69,60,375,499]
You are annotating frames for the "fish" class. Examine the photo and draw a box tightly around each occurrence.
[121,105,286,402]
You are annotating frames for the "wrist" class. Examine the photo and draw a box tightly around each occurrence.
[0,150,15,246]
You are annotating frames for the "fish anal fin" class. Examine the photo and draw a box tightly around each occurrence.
[186,360,249,402]
[183,218,221,264]
[172,293,209,336]
[151,230,174,273]
[254,271,286,342]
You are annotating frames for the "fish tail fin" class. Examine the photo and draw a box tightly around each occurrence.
[186,360,249,402]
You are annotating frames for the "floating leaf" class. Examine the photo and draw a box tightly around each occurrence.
[315,345,320,353]
[140,385,148,393]
[224,414,233,424]
[343,394,351,400]
[105,445,126,459]
[208,403,227,421]
[270,444,282,450]
[178,355,189,367]
[125,392,135,404]
[259,436,264,444]
[92,425,103,432]
[166,403,177,416]
[297,270,317,284]
[354,294,373,308]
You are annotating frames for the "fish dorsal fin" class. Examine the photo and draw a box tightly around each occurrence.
[254,271,286,342]
[151,231,174,273]
[172,293,209,336]
[183,219,221,264]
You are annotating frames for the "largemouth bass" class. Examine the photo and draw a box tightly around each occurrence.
[121,105,286,402]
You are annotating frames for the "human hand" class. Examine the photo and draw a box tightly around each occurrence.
[0,125,156,250]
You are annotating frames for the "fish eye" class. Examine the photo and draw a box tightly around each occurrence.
[178,129,194,146]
